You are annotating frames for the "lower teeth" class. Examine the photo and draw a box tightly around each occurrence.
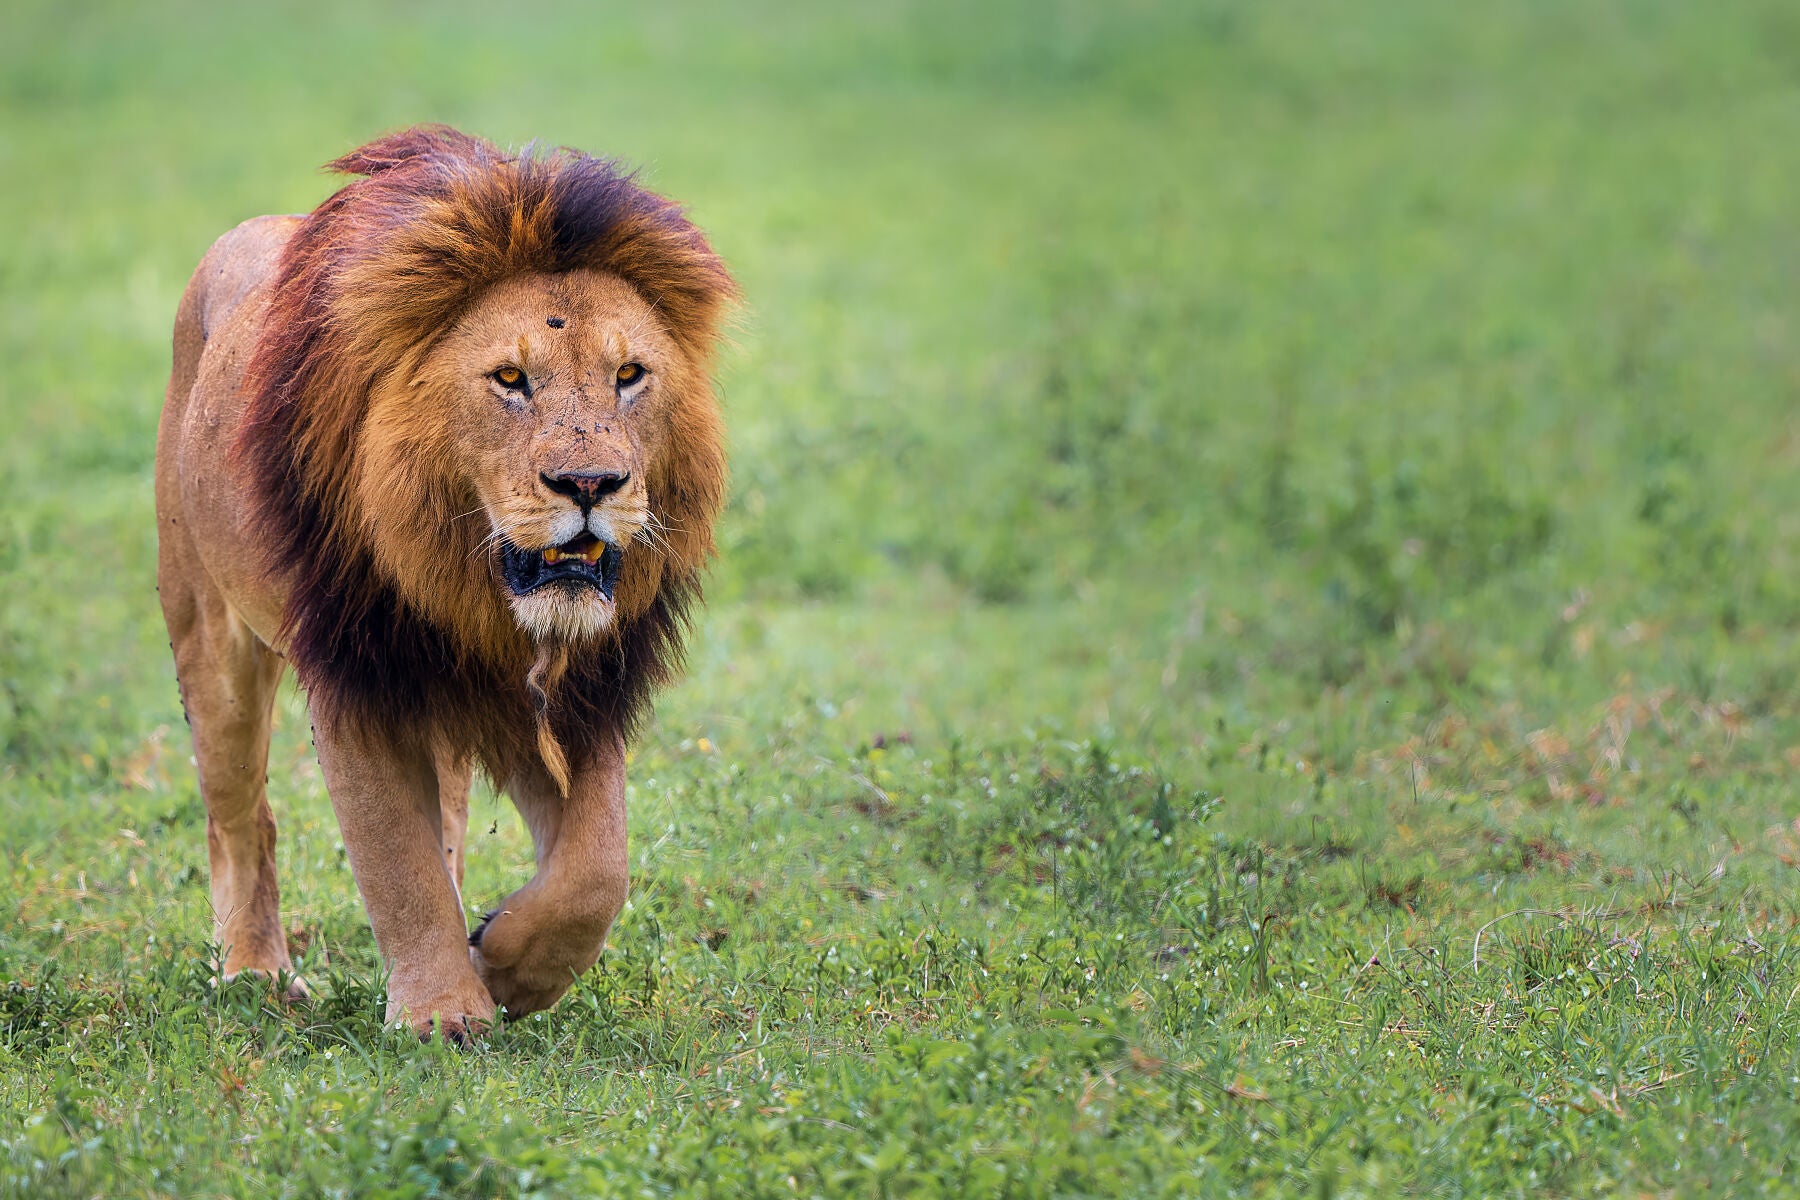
[535,545,607,567]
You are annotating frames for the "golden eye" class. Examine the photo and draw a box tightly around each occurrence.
[493,365,526,389]
[616,362,645,388]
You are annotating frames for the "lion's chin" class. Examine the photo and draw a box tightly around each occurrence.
[509,587,616,644]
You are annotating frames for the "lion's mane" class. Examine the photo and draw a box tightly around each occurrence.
[238,125,734,777]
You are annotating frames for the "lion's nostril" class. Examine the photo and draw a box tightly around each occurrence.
[542,470,630,512]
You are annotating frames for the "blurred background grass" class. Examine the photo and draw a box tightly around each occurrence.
[7,0,1800,953]
[6,1,1800,1191]
[6,2,1800,766]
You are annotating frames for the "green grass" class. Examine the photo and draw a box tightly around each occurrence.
[6,0,1800,1194]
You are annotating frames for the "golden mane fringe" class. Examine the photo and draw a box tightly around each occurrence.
[526,644,573,796]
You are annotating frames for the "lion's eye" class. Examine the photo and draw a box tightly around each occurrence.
[615,362,646,389]
[492,365,527,390]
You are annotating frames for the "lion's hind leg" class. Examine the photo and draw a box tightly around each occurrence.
[159,555,299,998]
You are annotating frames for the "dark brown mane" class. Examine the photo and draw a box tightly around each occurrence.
[238,125,734,777]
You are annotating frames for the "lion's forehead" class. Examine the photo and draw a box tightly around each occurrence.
[457,270,667,358]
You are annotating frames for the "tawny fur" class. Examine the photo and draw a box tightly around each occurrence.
[156,126,734,1039]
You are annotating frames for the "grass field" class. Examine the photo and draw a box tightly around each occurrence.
[5,0,1800,1194]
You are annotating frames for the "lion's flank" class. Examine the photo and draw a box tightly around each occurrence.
[236,125,734,776]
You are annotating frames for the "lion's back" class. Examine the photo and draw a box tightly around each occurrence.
[167,214,302,425]
[188,214,303,341]
[158,213,306,649]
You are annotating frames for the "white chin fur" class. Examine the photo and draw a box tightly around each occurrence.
[510,587,614,643]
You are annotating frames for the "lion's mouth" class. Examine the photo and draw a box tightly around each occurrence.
[500,533,622,599]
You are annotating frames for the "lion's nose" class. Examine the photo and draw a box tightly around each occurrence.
[542,470,630,513]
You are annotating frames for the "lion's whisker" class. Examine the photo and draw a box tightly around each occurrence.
[469,518,524,562]
[633,524,674,555]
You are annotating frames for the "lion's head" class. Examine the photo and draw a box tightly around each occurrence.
[240,126,734,777]
[361,266,718,646]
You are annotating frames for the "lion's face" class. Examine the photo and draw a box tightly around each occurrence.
[356,269,704,646]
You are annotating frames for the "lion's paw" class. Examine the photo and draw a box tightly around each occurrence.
[219,965,312,1005]
[468,945,572,1019]
[386,985,497,1045]
[467,907,598,1019]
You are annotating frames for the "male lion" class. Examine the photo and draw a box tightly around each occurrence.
[156,126,733,1039]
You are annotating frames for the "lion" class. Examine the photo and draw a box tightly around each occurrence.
[155,126,734,1039]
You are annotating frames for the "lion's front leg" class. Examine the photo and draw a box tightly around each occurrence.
[470,731,629,1017]
[433,741,473,898]
[311,714,495,1041]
